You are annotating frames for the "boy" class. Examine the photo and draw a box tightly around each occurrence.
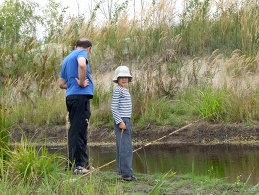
[111,66,137,181]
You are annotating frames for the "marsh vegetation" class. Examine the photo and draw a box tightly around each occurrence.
[0,0,258,193]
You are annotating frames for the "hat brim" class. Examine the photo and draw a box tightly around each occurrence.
[113,76,132,83]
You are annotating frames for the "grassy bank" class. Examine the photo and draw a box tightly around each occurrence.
[1,170,258,194]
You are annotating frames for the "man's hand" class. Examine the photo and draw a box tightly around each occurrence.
[58,78,67,89]
[75,77,89,87]
[119,122,126,130]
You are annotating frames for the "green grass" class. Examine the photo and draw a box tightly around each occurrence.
[2,79,67,127]
[176,86,259,124]
[0,98,11,159]
[6,135,64,183]
[2,80,257,128]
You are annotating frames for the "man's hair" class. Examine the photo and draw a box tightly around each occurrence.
[76,38,92,48]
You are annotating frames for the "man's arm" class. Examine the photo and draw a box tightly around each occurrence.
[58,78,67,89]
[76,57,89,87]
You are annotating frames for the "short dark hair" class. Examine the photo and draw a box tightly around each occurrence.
[76,38,92,48]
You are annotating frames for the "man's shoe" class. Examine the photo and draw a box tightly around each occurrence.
[73,166,90,175]
[121,176,137,182]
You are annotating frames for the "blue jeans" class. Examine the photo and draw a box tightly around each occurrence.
[114,117,134,177]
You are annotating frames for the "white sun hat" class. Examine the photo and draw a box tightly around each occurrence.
[113,66,132,83]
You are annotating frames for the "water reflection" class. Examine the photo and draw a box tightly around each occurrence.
[49,144,259,184]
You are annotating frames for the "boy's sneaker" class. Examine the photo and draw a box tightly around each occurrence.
[73,166,90,175]
[121,176,137,182]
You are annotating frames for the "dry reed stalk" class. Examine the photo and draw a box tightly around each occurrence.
[66,112,70,173]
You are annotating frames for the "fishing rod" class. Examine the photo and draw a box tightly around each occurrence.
[78,115,210,179]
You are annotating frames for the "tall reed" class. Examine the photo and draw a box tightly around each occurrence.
[177,86,259,123]
[2,77,67,126]
[6,133,64,183]
[0,91,11,157]
[53,0,258,73]
[0,0,258,128]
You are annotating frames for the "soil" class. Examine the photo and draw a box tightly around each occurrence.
[10,122,259,146]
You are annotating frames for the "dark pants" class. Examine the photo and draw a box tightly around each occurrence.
[66,95,91,168]
[114,117,134,177]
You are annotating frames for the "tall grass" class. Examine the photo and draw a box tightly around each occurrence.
[54,0,258,73]
[0,92,11,159]
[0,0,258,128]
[0,0,257,77]
[150,171,177,194]
[6,134,63,183]
[2,77,67,126]
[179,0,258,56]
[1,0,257,76]
[0,105,10,150]
[90,84,114,127]
[177,86,259,123]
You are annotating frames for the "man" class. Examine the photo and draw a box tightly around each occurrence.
[59,38,94,174]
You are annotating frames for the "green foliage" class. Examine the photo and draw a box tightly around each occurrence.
[150,171,176,195]
[177,86,259,123]
[92,84,113,107]
[6,134,63,183]
[42,0,68,41]
[91,84,114,127]
[0,0,258,128]
[178,0,258,56]
[135,96,174,127]
[192,87,225,120]
[1,78,67,126]
[178,87,225,121]
[0,99,11,156]
[111,0,129,24]
[0,0,40,45]
[91,105,113,127]
[224,89,259,124]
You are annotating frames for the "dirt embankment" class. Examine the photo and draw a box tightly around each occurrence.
[10,122,259,146]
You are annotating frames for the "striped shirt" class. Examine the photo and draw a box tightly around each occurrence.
[111,86,132,124]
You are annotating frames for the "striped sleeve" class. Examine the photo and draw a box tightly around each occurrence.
[111,87,123,124]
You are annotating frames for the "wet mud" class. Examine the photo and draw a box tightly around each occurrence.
[10,122,259,145]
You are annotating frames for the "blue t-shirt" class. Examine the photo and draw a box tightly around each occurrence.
[60,49,94,97]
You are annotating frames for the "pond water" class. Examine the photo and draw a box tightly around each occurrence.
[50,144,259,185]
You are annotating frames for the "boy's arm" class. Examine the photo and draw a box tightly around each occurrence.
[111,88,124,125]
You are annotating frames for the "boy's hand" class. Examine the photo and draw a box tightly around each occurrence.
[119,122,126,130]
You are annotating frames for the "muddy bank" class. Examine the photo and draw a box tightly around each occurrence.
[10,122,259,146]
